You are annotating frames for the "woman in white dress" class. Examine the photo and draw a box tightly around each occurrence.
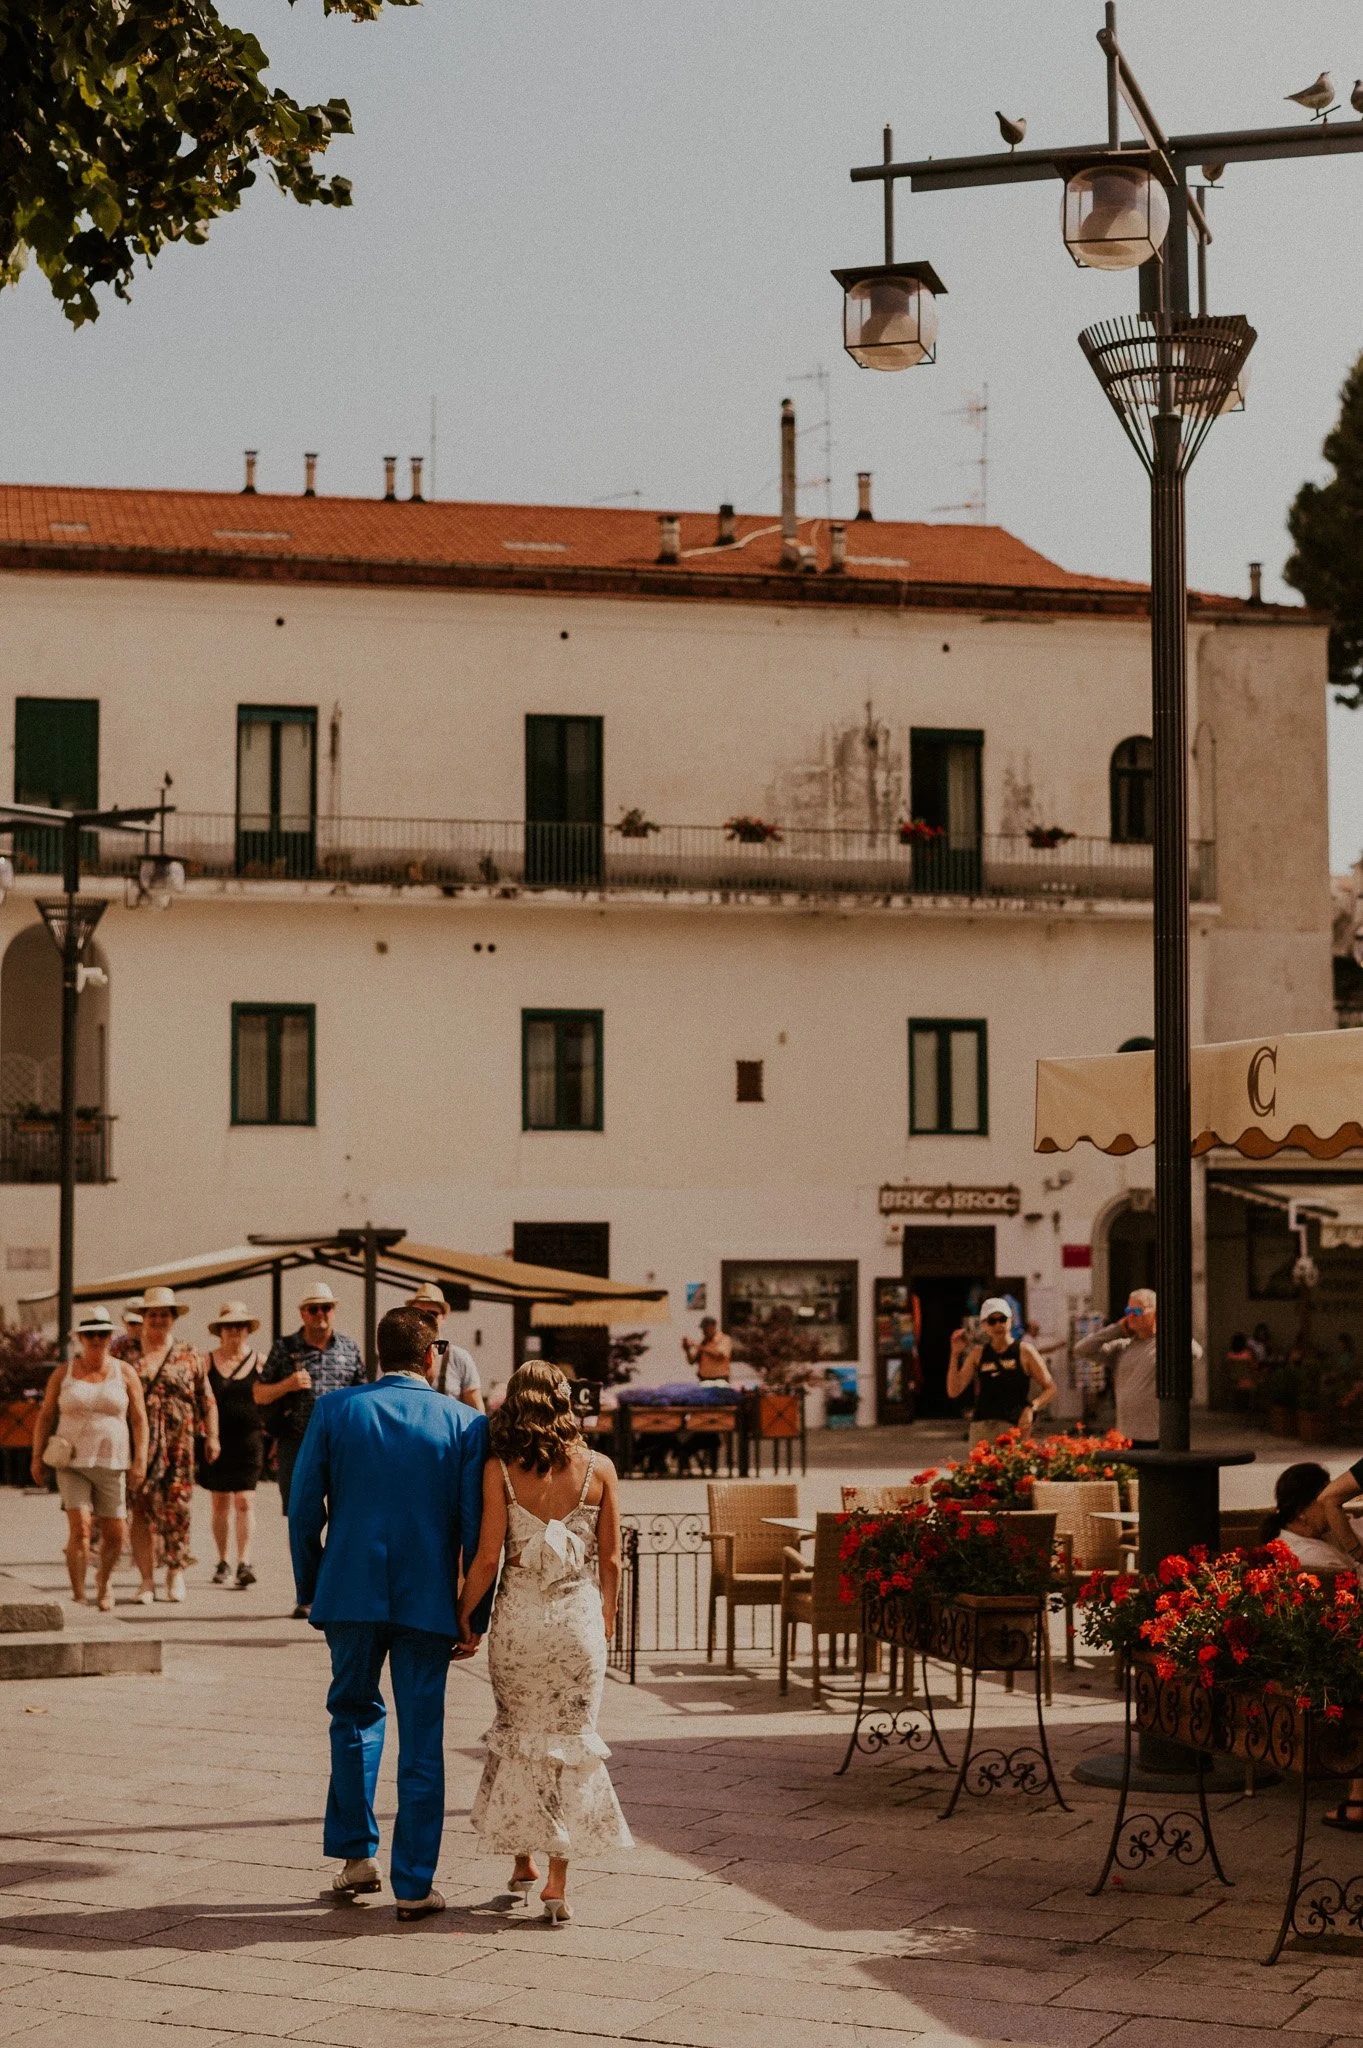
[457,1362,632,1922]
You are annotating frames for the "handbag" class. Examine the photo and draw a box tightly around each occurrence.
[42,1433,75,1470]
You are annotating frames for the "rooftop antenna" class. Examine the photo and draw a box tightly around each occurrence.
[429,395,438,500]
[788,364,834,520]
[590,488,644,506]
[933,383,989,523]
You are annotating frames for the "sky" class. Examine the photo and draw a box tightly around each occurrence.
[4,0,1363,864]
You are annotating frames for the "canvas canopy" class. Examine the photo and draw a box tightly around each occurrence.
[1034,1030,1363,1161]
[20,1232,669,1323]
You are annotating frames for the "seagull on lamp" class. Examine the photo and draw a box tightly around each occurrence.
[1352,79,1363,116]
[1285,71,1337,120]
[995,111,1027,150]
[1200,162,1226,186]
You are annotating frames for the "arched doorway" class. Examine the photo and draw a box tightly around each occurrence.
[1104,1197,1156,1319]
[0,924,109,1182]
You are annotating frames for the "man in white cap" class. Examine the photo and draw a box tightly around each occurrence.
[406,1283,484,1412]
[947,1296,1057,1448]
[255,1283,364,1556]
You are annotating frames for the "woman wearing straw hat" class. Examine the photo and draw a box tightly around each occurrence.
[199,1301,266,1590]
[30,1307,149,1611]
[129,1287,219,1604]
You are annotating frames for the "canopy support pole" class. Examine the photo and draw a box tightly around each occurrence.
[363,1224,379,1381]
[271,1261,283,1348]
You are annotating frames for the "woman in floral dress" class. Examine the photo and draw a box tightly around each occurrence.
[129,1287,218,1604]
[457,1361,631,1924]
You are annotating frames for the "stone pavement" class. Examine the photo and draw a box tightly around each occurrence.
[1,1466,1363,2046]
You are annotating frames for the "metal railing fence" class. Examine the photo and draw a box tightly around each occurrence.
[20,813,1216,904]
[612,1511,779,1684]
[0,1114,113,1185]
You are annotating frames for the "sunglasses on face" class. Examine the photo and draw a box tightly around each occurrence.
[432,1340,449,1359]
[302,1304,334,1316]
[984,1315,1008,1326]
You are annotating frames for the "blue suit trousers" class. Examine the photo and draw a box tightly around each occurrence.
[323,1622,450,1901]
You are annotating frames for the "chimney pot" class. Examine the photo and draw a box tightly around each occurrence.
[242,450,258,495]
[717,502,736,546]
[410,456,424,503]
[383,456,397,501]
[780,398,800,568]
[1249,560,1263,605]
[303,453,318,498]
[657,514,681,565]
[829,522,847,574]
[856,471,873,521]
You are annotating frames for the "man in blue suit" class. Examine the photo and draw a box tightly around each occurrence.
[288,1303,492,1920]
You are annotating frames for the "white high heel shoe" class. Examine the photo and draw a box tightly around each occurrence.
[542,1896,572,1925]
[506,1876,535,1904]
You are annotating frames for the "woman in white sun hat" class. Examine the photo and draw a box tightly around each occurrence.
[128,1287,218,1603]
[31,1307,149,1611]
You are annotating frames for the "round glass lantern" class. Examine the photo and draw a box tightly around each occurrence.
[1062,162,1170,272]
[834,262,946,371]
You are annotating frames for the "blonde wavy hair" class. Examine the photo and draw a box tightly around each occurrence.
[490,1360,582,1475]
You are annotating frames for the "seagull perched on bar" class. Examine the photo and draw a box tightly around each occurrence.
[1352,79,1363,116]
[1285,71,1337,119]
[995,111,1027,150]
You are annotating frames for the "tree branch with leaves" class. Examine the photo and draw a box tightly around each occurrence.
[1285,351,1363,708]
[0,0,414,326]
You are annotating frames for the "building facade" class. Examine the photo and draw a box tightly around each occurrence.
[0,478,1333,1417]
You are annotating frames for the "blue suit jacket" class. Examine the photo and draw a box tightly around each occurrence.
[287,1375,491,1638]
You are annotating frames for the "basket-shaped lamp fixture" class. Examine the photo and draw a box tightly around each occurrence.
[1061,155,1171,272]
[1078,314,1257,474]
[832,262,947,370]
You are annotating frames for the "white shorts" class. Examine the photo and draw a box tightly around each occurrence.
[56,1465,127,1518]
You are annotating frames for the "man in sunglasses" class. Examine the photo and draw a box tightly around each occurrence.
[947,1297,1056,1448]
[1072,1288,1201,1450]
[256,1283,365,1538]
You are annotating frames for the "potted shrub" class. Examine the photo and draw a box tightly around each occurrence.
[840,1498,1062,1661]
[732,1305,821,1438]
[724,816,783,845]
[897,818,944,846]
[614,808,661,839]
[0,1323,60,1474]
[1026,826,1077,850]
[914,1426,1136,1511]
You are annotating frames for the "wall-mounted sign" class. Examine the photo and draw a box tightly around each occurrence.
[879,1183,1022,1218]
[685,1282,707,1312]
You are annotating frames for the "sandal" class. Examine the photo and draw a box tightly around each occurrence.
[1321,1802,1363,1832]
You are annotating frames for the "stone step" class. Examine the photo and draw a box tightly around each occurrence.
[0,1628,161,1680]
[0,1574,63,1635]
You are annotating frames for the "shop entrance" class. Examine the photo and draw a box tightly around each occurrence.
[1107,1201,1156,1319]
[895,1226,1027,1419]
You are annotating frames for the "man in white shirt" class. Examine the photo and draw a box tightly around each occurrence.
[407,1284,484,1412]
[1072,1289,1201,1449]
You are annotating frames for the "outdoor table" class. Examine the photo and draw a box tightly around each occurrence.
[761,1516,815,1537]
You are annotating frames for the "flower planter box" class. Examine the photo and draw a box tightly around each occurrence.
[0,1399,38,1451]
[1101,1652,1363,1964]
[756,1391,802,1439]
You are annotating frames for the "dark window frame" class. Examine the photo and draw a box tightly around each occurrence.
[736,1060,764,1103]
[230,1003,316,1127]
[908,1017,989,1136]
[521,1008,604,1132]
[1110,735,1154,845]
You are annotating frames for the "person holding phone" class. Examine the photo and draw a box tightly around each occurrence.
[947,1296,1056,1448]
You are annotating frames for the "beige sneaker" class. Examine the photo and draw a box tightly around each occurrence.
[332,1859,382,1897]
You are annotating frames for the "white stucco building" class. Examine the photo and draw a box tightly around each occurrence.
[0,464,1333,1418]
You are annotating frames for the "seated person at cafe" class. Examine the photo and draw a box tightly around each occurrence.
[1270,1463,1363,1832]
[947,1297,1056,1448]
[1224,1330,1260,1413]
[682,1318,733,1381]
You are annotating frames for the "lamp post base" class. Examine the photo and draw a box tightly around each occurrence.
[1073,1751,1263,1794]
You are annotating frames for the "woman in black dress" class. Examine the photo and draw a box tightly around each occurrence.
[199,1301,265,1588]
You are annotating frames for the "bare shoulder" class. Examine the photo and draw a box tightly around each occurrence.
[592,1450,618,1484]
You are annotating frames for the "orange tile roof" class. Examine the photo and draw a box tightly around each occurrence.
[0,482,1290,619]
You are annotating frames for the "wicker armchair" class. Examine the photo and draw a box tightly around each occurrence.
[706,1481,799,1669]
[1031,1478,1125,1669]
[1220,1507,1274,1551]
[779,1513,872,1701]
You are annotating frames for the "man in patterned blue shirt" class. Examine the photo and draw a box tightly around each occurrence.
[255,1282,365,1558]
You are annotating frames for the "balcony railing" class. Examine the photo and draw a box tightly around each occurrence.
[0,1115,113,1185]
[36,814,1215,905]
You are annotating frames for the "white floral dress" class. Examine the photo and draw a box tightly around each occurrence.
[470,1454,633,1859]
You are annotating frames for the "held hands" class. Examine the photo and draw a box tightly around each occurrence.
[452,1615,483,1661]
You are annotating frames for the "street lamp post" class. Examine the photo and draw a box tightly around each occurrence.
[0,799,175,1355]
[837,3,1363,1539]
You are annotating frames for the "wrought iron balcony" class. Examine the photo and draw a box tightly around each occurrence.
[0,1114,114,1185]
[55,814,1215,905]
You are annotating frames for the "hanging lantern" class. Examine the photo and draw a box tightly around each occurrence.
[832,262,947,370]
[1061,156,1171,272]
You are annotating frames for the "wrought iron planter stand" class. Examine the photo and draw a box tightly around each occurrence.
[1092,1654,1363,1965]
[840,1589,1067,1818]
